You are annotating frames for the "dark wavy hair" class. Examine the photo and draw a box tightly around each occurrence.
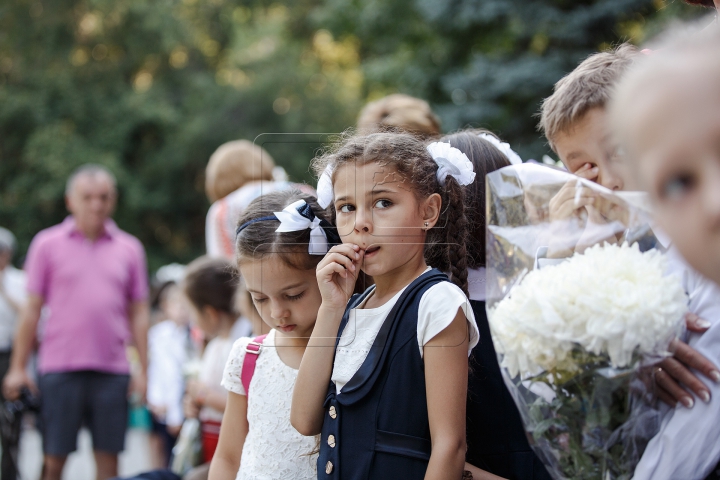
[312,131,469,294]
[433,130,511,269]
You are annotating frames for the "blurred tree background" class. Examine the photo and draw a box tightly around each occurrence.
[0,0,708,271]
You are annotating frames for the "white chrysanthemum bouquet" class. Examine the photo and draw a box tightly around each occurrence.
[491,243,687,379]
[486,164,687,480]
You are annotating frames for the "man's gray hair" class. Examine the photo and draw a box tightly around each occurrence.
[0,227,16,253]
[65,164,117,196]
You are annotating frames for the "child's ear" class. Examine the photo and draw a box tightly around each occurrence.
[421,193,442,228]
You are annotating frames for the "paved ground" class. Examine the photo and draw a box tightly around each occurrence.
[17,426,154,480]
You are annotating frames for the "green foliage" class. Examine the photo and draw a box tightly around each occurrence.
[0,0,707,271]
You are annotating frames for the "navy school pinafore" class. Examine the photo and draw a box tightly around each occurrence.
[317,269,447,480]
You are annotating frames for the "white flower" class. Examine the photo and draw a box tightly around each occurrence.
[488,243,687,378]
[426,142,476,186]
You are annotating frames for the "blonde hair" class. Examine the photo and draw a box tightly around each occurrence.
[538,44,638,151]
[610,19,720,157]
[357,94,441,138]
[205,140,275,202]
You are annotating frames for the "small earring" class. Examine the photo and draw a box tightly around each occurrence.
[424,221,429,229]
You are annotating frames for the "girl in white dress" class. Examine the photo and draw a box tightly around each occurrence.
[209,189,340,480]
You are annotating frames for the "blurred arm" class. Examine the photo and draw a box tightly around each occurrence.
[2,294,43,399]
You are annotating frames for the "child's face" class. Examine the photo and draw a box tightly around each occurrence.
[332,161,438,278]
[239,256,321,339]
[624,76,720,286]
[554,107,632,191]
[162,285,191,326]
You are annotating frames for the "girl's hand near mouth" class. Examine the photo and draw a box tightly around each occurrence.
[316,243,365,310]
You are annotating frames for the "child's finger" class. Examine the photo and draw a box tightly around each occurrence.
[320,262,348,279]
[325,252,356,272]
[553,196,595,220]
[327,244,361,261]
[575,164,599,180]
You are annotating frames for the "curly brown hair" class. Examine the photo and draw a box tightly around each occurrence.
[312,131,469,294]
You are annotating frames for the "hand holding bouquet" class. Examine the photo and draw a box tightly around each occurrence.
[486,164,687,480]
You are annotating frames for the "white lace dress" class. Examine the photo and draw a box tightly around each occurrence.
[221,329,317,480]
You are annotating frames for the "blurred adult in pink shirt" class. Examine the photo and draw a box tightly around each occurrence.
[2,164,150,480]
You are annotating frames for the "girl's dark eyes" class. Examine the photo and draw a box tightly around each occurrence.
[338,204,355,213]
[374,199,392,209]
[287,291,305,301]
[661,173,695,200]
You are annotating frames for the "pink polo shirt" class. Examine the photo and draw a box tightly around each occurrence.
[25,217,148,374]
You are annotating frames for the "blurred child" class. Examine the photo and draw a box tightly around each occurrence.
[292,132,478,479]
[147,281,193,468]
[437,130,551,480]
[204,140,316,259]
[610,25,720,289]
[181,257,244,480]
[540,35,720,480]
[356,94,441,138]
[209,189,339,479]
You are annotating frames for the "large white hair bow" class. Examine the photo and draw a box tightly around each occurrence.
[477,133,522,165]
[316,165,334,209]
[274,200,329,255]
[426,142,476,186]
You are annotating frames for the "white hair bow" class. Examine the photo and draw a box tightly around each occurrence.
[426,142,476,186]
[316,165,334,209]
[477,133,522,165]
[274,200,329,255]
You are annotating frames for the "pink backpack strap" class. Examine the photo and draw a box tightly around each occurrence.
[241,334,268,396]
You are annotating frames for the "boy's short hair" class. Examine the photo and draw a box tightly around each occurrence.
[357,94,441,138]
[539,43,639,151]
[205,140,275,202]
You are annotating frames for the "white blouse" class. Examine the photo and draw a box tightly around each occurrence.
[222,329,317,480]
[331,271,478,394]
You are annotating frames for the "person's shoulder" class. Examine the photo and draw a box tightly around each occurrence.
[31,221,70,247]
[425,279,468,299]
[227,336,254,365]
[114,227,142,246]
[112,227,146,257]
